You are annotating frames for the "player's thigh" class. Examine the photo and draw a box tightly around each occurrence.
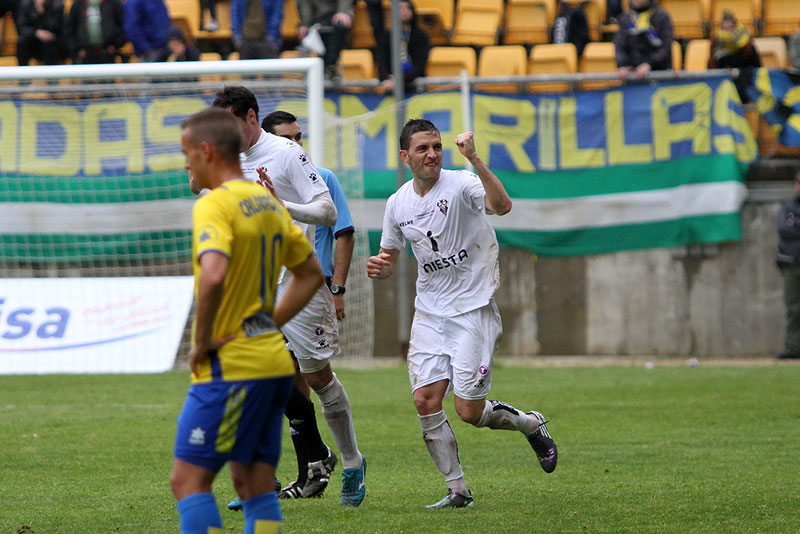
[447,301,503,400]
[282,285,340,362]
[407,311,451,393]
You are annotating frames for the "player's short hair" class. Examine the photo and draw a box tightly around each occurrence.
[212,86,259,121]
[262,110,298,134]
[181,107,243,164]
[400,118,439,151]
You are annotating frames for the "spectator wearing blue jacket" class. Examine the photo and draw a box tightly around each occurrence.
[123,0,170,62]
[231,0,282,59]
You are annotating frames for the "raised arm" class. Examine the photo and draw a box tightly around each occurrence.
[455,132,512,216]
[367,248,400,279]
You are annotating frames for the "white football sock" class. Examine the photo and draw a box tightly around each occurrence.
[316,373,362,469]
[419,411,468,496]
[476,400,538,436]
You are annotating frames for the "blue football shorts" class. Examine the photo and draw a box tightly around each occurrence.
[174,376,293,472]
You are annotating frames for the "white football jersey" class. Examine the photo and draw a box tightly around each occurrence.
[380,169,500,318]
[240,130,329,243]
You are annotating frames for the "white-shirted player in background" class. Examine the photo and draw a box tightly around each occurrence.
[367,118,557,508]
[214,86,366,508]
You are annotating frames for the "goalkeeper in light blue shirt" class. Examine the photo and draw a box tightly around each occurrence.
[259,110,357,501]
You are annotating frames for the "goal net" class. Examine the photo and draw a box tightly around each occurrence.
[0,58,374,373]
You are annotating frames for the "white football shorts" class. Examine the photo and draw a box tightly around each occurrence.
[406,299,503,400]
[277,278,340,373]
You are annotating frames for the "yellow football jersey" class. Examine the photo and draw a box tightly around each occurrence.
[191,178,312,383]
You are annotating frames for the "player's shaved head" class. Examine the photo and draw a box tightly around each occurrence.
[400,118,440,151]
[212,85,259,121]
[181,107,243,164]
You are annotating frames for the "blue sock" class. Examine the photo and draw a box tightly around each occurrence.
[176,492,223,534]
[242,492,282,534]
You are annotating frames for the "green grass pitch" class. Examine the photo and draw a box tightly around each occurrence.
[1,362,798,533]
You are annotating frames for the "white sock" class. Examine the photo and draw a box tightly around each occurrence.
[419,411,468,495]
[476,400,538,436]
[317,373,362,469]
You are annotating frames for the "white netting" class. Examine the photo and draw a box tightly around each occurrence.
[0,59,373,373]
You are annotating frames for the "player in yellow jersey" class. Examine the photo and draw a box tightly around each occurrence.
[170,107,324,534]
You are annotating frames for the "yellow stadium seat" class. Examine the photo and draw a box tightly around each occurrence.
[1,12,17,56]
[710,0,758,34]
[754,36,788,68]
[339,48,376,80]
[476,45,527,92]
[168,0,202,40]
[351,0,376,49]
[200,52,222,61]
[426,46,476,89]
[660,0,708,39]
[762,0,799,37]
[672,39,682,69]
[684,38,710,70]
[0,55,18,67]
[281,0,300,42]
[528,42,577,93]
[579,41,620,89]
[504,0,555,45]
[416,0,455,45]
[450,0,503,47]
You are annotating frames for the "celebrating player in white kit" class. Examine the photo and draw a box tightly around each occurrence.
[367,119,557,508]
[214,86,366,508]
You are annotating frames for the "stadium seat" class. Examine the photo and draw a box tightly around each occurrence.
[200,52,222,61]
[351,0,377,49]
[0,55,17,67]
[710,0,758,34]
[1,12,17,56]
[339,48,376,80]
[503,0,555,46]
[684,38,710,70]
[475,45,527,93]
[660,0,708,39]
[167,0,202,40]
[762,0,799,37]
[416,0,455,45]
[754,36,788,68]
[672,39,683,70]
[426,46,477,89]
[195,0,231,39]
[282,0,300,43]
[450,0,503,47]
[527,42,577,93]
[579,41,620,89]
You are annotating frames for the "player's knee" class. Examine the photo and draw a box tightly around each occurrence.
[455,403,482,426]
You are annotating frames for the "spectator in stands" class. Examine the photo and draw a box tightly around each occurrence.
[377,0,430,94]
[230,0,282,59]
[614,0,673,80]
[157,25,200,61]
[65,0,125,64]
[708,10,760,103]
[15,0,63,66]
[298,0,354,80]
[790,25,800,70]
[123,0,171,62]
[776,171,800,360]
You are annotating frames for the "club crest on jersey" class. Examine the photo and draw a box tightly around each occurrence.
[437,199,448,215]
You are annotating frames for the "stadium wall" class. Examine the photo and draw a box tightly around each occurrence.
[372,196,786,358]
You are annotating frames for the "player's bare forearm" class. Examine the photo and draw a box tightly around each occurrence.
[274,254,324,327]
[455,131,512,216]
[191,252,235,376]
[333,232,354,287]
[284,192,337,226]
[367,248,399,279]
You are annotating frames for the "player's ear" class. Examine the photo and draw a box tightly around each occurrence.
[399,149,409,166]
[199,140,212,160]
